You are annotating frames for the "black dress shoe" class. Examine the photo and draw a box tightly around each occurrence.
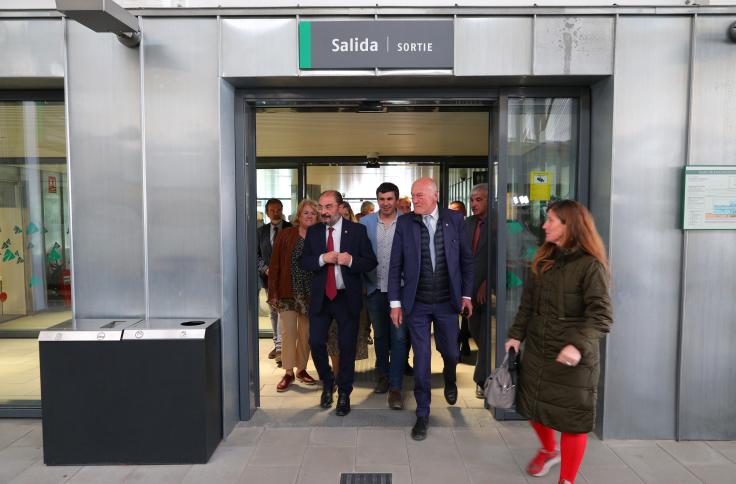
[320,384,335,408]
[444,381,458,405]
[411,416,429,441]
[336,392,351,416]
[475,384,485,399]
[374,375,389,394]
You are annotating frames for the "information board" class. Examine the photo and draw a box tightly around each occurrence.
[682,166,736,230]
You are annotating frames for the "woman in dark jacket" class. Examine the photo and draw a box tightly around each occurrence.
[268,199,320,392]
[505,200,613,484]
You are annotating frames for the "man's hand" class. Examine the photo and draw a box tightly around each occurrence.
[476,280,487,305]
[556,344,582,367]
[264,266,269,276]
[337,252,352,266]
[390,307,403,328]
[322,251,339,264]
[460,298,473,319]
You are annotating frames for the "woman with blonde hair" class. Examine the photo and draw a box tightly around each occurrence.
[338,202,357,222]
[505,200,613,484]
[268,199,320,391]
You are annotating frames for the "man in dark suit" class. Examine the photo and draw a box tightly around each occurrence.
[388,177,474,440]
[257,198,292,361]
[300,190,377,416]
[465,183,490,399]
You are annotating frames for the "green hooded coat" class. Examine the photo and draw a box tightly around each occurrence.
[507,247,613,434]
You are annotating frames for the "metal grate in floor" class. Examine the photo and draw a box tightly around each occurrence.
[340,473,392,484]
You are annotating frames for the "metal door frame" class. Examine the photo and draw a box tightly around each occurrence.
[235,86,590,421]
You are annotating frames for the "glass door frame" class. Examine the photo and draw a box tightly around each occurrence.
[236,87,590,421]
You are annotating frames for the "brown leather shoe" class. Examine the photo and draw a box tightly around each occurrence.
[268,347,279,359]
[387,389,403,410]
[276,373,294,392]
[296,370,317,385]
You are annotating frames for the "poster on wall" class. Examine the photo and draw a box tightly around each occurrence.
[682,166,736,230]
[529,171,551,201]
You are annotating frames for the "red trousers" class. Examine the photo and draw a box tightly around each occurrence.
[531,421,588,483]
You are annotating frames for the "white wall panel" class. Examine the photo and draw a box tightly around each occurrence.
[0,19,63,78]
[455,17,532,76]
[221,18,298,78]
[67,21,145,317]
[534,16,614,75]
[602,16,690,439]
[679,15,736,441]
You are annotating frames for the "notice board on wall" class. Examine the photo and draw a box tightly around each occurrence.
[682,166,736,230]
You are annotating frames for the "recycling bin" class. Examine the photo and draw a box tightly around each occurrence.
[118,318,223,464]
[39,317,222,465]
[39,318,141,465]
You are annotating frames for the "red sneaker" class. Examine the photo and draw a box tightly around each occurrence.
[276,373,294,392]
[526,448,561,477]
[296,370,317,385]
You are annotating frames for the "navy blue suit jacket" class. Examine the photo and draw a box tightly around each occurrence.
[387,208,474,314]
[300,219,377,316]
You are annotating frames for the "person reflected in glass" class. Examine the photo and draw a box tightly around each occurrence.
[338,202,357,222]
[268,199,320,392]
[504,200,613,484]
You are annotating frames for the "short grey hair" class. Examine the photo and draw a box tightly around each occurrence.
[471,183,488,195]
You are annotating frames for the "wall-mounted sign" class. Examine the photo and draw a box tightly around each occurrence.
[683,166,736,230]
[530,171,551,201]
[299,20,454,70]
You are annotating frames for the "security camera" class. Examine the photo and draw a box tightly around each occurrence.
[730,21,736,43]
[366,152,380,168]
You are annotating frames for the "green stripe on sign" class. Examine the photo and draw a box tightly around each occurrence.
[299,21,312,69]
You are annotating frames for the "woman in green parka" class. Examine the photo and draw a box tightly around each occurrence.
[505,200,612,484]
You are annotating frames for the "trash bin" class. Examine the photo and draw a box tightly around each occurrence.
[118,318,223,464]
[39,318,141,465]
[39,317,222,465]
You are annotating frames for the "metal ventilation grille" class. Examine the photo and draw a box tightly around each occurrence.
[340,473,392,484]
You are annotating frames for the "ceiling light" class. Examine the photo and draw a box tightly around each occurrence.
[56,0,141,48]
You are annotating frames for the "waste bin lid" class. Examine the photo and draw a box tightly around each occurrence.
[38,319,142,342]
[122,318,220,340]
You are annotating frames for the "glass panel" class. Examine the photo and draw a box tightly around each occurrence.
[447,167,488,215]
[306,163,437,216]
[255,167,298,336]
[505,98,579,329]
[0,100,70,407]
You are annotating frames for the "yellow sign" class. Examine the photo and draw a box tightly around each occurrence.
[530,171,551,201]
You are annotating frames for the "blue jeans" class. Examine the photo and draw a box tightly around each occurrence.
[365,291,409,390]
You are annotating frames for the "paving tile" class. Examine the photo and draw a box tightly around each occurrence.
[180,445,253,484]
[453,428,521,470]
[356,428,408,467]
[66,465,134,484]
[608,441,703,483]
[354,465,410,484]
[296,445,354,484]
[657,441,732,466]
[238,465,299,484]
[707,441,736,464]
[8,461,81,484]
[685,463,736,484]
[0,420,38,450]
[310,427,357,446]
[429,407,482,428]
[9,426,43,450]
[0,445,43,483]
[580,465,644,484]
[466,464,528,484]
[409,456,469,484]
[250,428,310,466]
[123,464,193,484]
[222,427,264,447]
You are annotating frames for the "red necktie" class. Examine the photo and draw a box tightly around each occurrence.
[325,227,337,300]
[472,219,483,256]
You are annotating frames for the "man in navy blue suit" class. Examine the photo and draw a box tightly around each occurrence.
[300,190,377,416]
[388,177,474,440]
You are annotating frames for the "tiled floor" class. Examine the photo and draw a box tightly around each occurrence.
[1,336,735,483]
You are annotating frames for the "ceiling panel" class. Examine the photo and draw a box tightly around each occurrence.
[256,110,489,157]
